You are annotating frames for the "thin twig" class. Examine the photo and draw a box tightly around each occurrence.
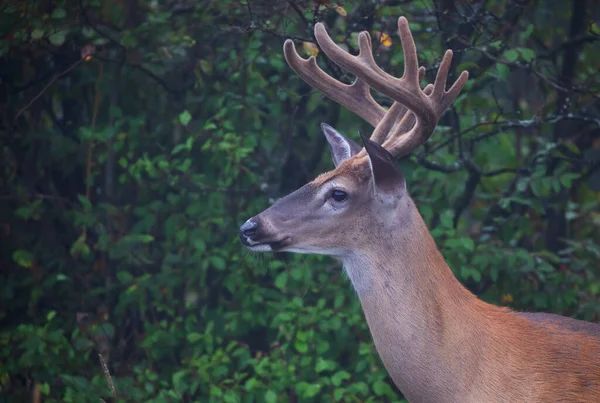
[99,353,116,397]
[13,58,84,122]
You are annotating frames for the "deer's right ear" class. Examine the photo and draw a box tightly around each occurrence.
[359,131,405,199]
[321,123,362,167]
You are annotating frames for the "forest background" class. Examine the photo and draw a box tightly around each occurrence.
[1,0,600,401]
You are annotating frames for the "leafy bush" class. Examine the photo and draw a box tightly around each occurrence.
[1,0,599,401]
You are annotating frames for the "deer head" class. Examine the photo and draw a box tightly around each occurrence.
[239,17,468,263]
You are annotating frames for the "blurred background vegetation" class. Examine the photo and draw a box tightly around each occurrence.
[1,0,599,402]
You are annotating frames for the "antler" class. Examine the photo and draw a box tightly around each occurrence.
[284,16,469,158]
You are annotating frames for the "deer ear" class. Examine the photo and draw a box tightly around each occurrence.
[321,123,362,167]
[359,131,405,198]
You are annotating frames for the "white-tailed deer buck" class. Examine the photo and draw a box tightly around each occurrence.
[240,16,600,402]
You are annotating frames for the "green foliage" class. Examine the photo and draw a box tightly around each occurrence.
[0,0,599,402]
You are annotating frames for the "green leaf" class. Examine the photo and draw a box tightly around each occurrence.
[264,390,277,403]
[31,29,44,40]
[47,310,57,321]
[290,267,303,280]
[520,24,534,40]
[358,342,371,356]
[187,332,202,343]
[488,40,502,49]
[315,357,335,373]
[51,8,66,19]
[70,233,90,257]
[350,381,369,395]
[331,370,351,386]
[12,249,34,268]
[14,199,43,220]
[179,110,192,126]
[504,49,519,62]
[172,370,187,394]
[519,48,535,62]
[49,31,66,46]
[176,228,188,243]
[120,34,137,47]
[297,382,321,398]
[294,339,308,353]
[559,173,579,188]
[116,271,133,283]
[496,63,510,81]
[192,237,206,252]
[118,234,154,245]
[210,256,226,270]
[77,194,92,210]
[445,237,474,252]
[274,272,287,290]
[334,388,345,401]
[244,377,259,391]
[276,311,294,322]
[461,237,475,251]
[40,383,50,395]
[530,179,545,197]
[373,379,393,396]
[268,260,285,269]
[316,339,330,354]
[223,391,239,403]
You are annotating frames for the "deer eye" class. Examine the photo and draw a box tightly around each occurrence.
[330,189,348,202]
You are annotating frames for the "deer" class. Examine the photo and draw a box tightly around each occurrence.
[239,16,600,402]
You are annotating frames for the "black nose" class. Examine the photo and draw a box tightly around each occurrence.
[240,220,258,238]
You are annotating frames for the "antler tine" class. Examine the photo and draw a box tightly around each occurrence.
[381,18,468,157]
[431,49,470,114]
[283,40,385,127]
[382,53,469,156]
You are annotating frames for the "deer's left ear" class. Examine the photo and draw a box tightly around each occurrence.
[359,132,406,199]
[321,123,362,167]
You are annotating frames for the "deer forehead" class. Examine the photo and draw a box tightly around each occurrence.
[311,156,371,188]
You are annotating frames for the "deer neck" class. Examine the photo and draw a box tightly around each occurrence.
[341,199,492,402]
